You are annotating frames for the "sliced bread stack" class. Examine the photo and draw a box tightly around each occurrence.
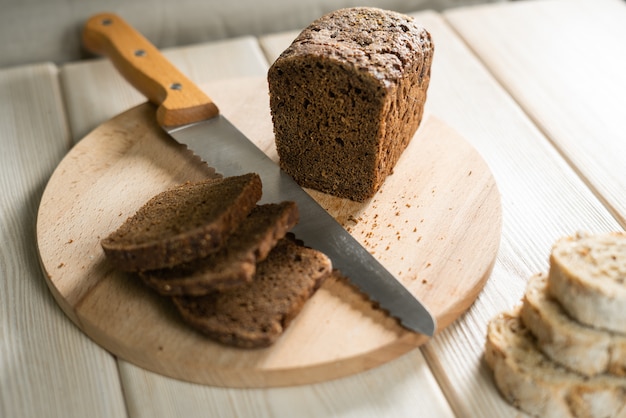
[485,232,626,418]
[101,173,332,348]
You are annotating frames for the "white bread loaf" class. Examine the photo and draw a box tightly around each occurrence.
[485,310,626,418]
[548,232,626,333]
[521,273,626,377]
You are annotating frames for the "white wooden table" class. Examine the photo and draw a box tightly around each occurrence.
[2,0,625,416]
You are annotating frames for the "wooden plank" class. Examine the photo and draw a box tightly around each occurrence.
[406,9,625,418]
[0,64,127,418]
[445,0,626,228]
[56,18,457,418]
[118,348,452,418]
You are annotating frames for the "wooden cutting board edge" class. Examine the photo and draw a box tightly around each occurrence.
[36,77,502,388]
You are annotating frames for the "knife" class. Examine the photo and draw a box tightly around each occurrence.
[82,13,436,336]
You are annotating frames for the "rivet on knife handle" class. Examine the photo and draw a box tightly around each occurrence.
[82,13,219,127]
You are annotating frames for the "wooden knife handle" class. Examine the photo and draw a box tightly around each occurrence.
[82,13,219,127]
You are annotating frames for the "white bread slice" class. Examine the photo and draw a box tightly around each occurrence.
[521,273,626,377]
[485,310,626,418]
[548,232,626,333]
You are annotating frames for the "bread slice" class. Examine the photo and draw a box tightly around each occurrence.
[485,310,626,418]
[268,7,433,202]
[101,173,262,272]
[172,236,332,348]
[521,273,626,377]
[138,202,299,296]
[548,232,626,333]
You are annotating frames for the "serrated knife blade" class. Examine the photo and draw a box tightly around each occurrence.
[82,13,436,336]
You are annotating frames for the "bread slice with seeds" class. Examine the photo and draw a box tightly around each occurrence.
[548,231,626,334]
[521,272,626,377]
[101,173,262,272]
[138,202,299,296]
[485,310,626,418]
[172,236,332,348]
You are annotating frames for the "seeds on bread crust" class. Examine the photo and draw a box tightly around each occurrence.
[172,237,332,348]
[138,202,299,296]
[101,173,262,272]
[548,232,626,333]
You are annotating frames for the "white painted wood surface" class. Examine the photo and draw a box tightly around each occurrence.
[3,1,626,416]
[445,0,626,228]
[0,64,127,418]
[421,3,625,417]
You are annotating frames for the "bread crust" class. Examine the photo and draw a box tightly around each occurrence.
[268,7,433,202]
[548,232,626,333]
[521,273,626,377]
[138,202,299,296]
[172,237,332,348]
[101,174,262,271]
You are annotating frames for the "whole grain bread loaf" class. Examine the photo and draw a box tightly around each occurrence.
[548,231,626,334]
[101,173,262,272]
[138,202,299,296]
[268,7,433,202]
[485,310,626,418]
[521,273,626,377]
[172,236,332,348]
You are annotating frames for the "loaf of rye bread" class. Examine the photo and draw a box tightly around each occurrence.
[268,7,434,202]
[172,236,332,348]
[100,173,262,272]
[138,202,299,296]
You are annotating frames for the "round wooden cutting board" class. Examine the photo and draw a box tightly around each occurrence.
[36,77,501,388]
